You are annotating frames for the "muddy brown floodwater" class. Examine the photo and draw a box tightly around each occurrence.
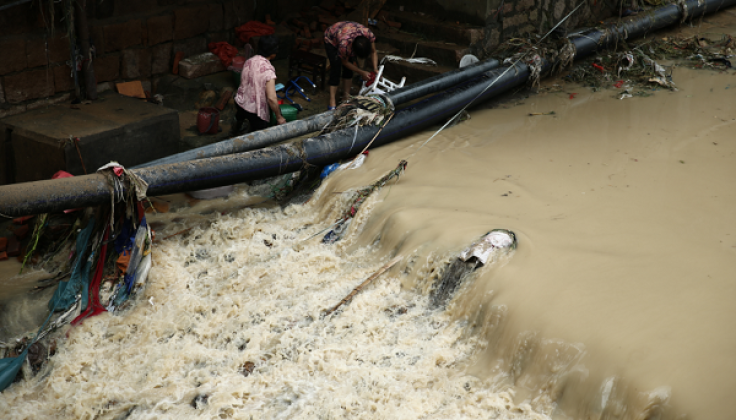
[0,66,734,419]
[329,66,736,419]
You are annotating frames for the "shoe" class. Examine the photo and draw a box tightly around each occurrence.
[328,106,336,111]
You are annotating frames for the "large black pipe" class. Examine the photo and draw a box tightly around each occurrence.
[136,58,501,169]
[0,65,529,216]
[135,113,334,168]
[1,0,734,216]
[569,0,736,58]
[385,58,500,105]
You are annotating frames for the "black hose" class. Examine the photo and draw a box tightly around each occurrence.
[135,58,502,169]
[133,113,334,169]
[1,0,734,216]
[385,58,501,105]
[0,65,528,215]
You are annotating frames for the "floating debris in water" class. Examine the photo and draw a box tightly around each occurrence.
[432,230,516,307]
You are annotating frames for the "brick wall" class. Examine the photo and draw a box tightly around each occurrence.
[0,0,293,118]
[475,0,615,54]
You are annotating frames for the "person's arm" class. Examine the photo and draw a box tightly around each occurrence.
[265,79,286,125]
[371,42,378,73]
[340,57,371,81]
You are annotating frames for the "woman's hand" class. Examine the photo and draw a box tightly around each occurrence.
[277,116,287,125]
[360,71,371,81]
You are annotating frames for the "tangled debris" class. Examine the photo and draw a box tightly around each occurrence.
[323,160,408,244]
[491,27,734,97]
[431,230,517,307]
[320,95,394,134]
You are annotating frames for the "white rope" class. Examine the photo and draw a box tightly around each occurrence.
[413,2,585,153]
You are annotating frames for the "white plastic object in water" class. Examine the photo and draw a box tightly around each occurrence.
[458,230,515,265]
[339,153,367,171]
[459,54,479,68]
[134,253,152,288]
[359,65,406,96]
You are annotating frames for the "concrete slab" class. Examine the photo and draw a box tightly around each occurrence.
[0,93,179,184]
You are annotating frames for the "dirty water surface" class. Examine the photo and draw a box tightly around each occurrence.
[0,67,734,420]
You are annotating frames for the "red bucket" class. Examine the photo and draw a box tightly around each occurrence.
[197,107,220,134]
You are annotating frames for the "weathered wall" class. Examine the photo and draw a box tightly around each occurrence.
[0,0,314,119]
[479,0,614,52]
[389,0,614,52]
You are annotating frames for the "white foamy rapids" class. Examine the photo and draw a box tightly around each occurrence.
[0,184,550,420]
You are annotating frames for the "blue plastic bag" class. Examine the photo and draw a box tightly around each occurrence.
[320,163,340,179]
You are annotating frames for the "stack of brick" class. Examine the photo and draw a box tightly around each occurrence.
[0,0,256,119]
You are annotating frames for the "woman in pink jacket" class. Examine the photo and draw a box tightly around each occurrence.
[232,35,286,135]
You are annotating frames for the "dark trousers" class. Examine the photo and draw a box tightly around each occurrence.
[235,103,269,132]
[325,42,355,86]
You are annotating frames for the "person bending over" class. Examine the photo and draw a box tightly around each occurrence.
[324,21,379,110]
[232,35,286,135]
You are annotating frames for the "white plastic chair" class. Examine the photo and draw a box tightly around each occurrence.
[359,65,406,96]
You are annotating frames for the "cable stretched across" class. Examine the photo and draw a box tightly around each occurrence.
[413,2,585,153]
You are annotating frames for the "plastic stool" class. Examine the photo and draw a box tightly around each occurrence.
[359,65,406,96]
[277,77,316,106]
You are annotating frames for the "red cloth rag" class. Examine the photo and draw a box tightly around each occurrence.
[208,41,239,67]
[72,228,110,326]
[235,21,275,44]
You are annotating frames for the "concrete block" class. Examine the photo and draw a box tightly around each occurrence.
[27,93,71,111]
[209,4,224,32]
[174,6,210,40]
[105,20,143,52]
[121,49,152,79]
[147,14,174,46]
[151,43,173,74]
[0,251,7,261]
[95,54,120,82]
[26,37,48,68]
[53,64,73,93]
[0,37,28,75]
[178,52,225,79]
[173,37,207,59]
[1,94,180,182]
[0,104,27,119]
[3,69,55,104]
